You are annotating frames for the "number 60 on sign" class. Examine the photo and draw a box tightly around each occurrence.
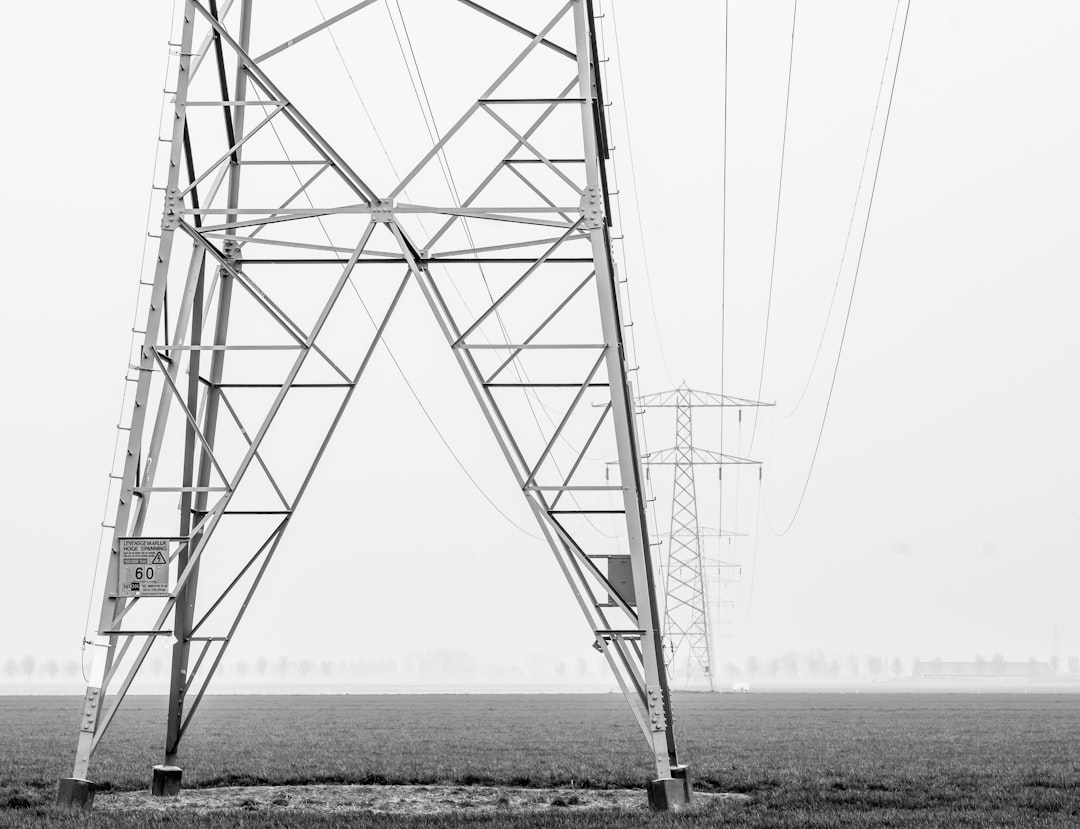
[117,538,171,597]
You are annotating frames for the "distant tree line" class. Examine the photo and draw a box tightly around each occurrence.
[2,656,82,683]
[717,653,1080,683]
[0,650,605,683]
[7,651,1080,685]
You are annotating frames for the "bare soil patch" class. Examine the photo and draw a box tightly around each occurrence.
[97,784,746,815]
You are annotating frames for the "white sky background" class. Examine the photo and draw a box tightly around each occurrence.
[0,0,1078,680]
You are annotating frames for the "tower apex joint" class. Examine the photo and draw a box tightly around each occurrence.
[370,199,394,223]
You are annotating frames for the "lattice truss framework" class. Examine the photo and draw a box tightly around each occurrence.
[71,0,685,785]
[638,386,769,688]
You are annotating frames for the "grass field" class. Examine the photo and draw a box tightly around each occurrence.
[2,692,1079,827]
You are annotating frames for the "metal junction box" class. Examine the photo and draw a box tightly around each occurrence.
[607,555,636,607]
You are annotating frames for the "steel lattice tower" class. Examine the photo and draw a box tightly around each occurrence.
[58,0,691,810]
[638,385,769,690]
[661,389,713,687]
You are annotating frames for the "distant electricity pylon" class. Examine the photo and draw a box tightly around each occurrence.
[637,385,770,690]
[58,0,691,811]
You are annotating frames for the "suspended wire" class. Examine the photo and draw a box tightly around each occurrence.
[365,312,546,542]
[314,0,404,188]
[383,4,562,424]
[768,0,912,537]
[607,5,673,386]
[745,398,776,625]
[384,2,560,412]
[720,0,729,407]
[307,1,545,540]
[732,410,743,558]
[597,1,668,519]
[374,1,621,539]
[314,0,510,379]
[713,0,729,640]
[383,0,519,356]
[313,0,475,334]
[778,0,903,422]
[747,0,799,452]
[385,1,625,538]
[734,0,792,602]
[317,2,500,359]
[256,84,543,542]
[385,0,462,212]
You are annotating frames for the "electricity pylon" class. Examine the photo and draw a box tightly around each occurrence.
[58,0,690,811]
[638,385,770,690]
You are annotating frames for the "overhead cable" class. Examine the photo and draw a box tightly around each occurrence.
[779,0,904,422]
[768,0,912,537]
[607,5,673,386]
[387,1,625,538]
[259,30,543,541]
[747,0,799,452]
[718,0,730,560]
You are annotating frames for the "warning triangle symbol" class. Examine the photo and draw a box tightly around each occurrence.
[151,552,167,565]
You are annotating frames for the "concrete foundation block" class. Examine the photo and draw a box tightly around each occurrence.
[671,763,694,803]
[56,778,96,809]
[647,775,691,811]
[151,765,184,797]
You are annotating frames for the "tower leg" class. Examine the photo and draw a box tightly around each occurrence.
[157,0,253,790]
[571,0,683,799]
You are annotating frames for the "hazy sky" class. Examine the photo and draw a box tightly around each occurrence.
[0,0,1077,681]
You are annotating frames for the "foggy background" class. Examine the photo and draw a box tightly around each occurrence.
[0,0,1077,692]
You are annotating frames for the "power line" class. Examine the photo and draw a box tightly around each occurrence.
[370,312,545,542]
[745,437,770,621]
[314,0,401,185]
[383,1,626,539]
[383,4,546,400]
[607,5,673,386]
[386,0,462,211]
[720,0,729,407]
[314,0,545,539]
[718,0,730,559]
[779,0,903,422]
[387,2,625,539]
[768,0,911,537]
[747,0,799,452]
[257,35,543,542]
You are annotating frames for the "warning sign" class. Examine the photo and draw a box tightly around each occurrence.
[117,538,171,597]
